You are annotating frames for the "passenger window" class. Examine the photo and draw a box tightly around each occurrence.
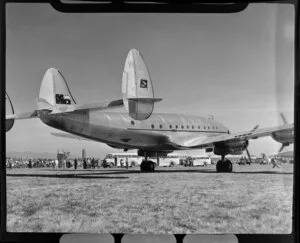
[198,126,200,129]
[131,121,135,125]
[192,125,194,129]
[151,124,155,129]
[181,125,184,129]
[169,125,172,129]
[160,124,163,129]
[176,125,178,129]
[187,125,189,129]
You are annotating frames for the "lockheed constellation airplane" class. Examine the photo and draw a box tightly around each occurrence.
[5,49,294,172]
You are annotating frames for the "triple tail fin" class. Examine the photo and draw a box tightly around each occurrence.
[37,68,76,112]
[122,49,161,120]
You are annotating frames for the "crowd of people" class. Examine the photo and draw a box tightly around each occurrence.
[5,157,103,169]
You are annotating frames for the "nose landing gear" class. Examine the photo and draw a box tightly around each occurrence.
[216,155,233,173]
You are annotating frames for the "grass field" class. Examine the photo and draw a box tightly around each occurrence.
[6,163,293,234]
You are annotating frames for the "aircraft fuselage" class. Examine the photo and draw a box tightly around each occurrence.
[39,110,229,151]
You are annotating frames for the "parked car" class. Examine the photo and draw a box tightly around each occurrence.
[255,158,268,164]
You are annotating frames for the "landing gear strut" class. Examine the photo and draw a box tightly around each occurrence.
[216,155,233,173]
[140,154,155,172]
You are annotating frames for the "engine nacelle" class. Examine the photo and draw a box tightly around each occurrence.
[271,130,294,146]
[214,140,249,156]
[137,150,171,158]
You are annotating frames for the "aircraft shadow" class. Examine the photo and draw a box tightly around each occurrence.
[90,169,292,175]
[6,173,129,180]
[232,171,293,175]
[9,168,293,177]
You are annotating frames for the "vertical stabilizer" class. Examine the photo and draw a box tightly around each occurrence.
[122,49,161,120]
[38,68,76,110]
[5,92,14,132]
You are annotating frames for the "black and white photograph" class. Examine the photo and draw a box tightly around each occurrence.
[5,3,294,234]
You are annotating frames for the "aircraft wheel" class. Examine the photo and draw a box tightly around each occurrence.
[140,160,155,172]
[224,160,232,172]
[216,160,232,172]
[216,160,223,172]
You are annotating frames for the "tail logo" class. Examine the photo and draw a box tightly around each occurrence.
[140,79,148,89]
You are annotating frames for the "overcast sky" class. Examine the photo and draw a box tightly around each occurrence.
[5,3,294,158]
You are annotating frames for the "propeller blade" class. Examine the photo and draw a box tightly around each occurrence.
[280,112,288,125]
[250,125,259,133]
[278,144,285,153]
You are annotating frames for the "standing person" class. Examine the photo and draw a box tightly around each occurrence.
[114,156,117,167]
[74,158,78,170]
[91,158,95,169]
[271,158,280,168]
[126,157,129,169]
[28,159,32,169]
[87,158,91,169]
[83,158,87,169]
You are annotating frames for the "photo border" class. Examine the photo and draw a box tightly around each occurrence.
[0,1,298,243]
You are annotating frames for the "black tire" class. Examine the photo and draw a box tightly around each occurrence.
[224,160,233,172]
[140,160,155,172]
[216,160,223,172]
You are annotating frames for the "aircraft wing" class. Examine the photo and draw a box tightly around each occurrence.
[168,124,294,149]
[51,132,92,141]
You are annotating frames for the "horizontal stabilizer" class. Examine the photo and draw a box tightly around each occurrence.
[6,110,38,120]
[49,99,124,114]
[6,92,39,132]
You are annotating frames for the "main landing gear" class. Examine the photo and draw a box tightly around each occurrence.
[140,155,155,172]
[216,155,233,173]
